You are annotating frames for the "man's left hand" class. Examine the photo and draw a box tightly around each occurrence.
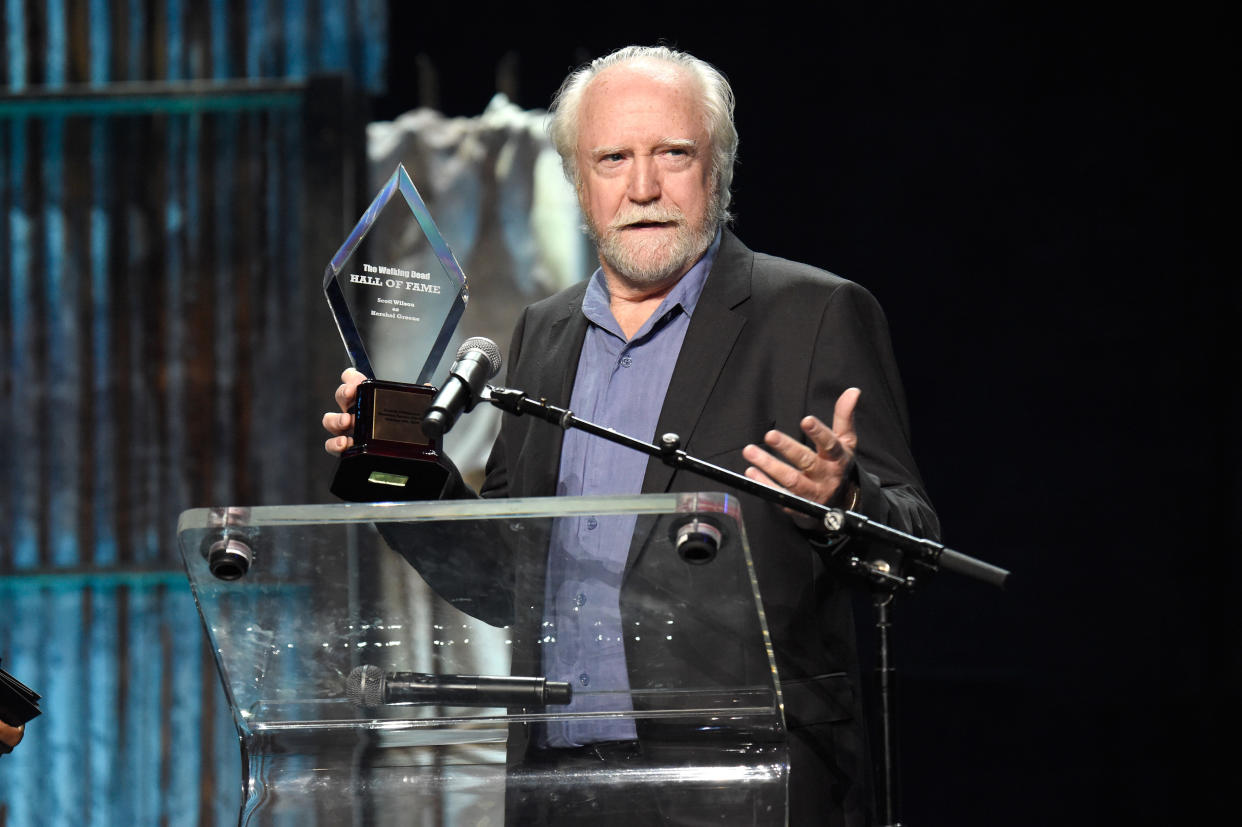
[742,387,860,530]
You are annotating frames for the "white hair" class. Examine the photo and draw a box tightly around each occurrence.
[547,45,739,221]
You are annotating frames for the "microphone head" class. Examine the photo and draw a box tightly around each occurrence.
[346,664,386,708]
[456,336,503,379]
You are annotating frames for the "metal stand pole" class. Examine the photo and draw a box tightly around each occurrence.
[874,591,901,827]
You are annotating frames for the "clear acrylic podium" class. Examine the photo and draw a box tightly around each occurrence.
[177,493,789,825]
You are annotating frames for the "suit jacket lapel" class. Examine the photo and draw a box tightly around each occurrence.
[521,286,589,494]
[641,231,752,494]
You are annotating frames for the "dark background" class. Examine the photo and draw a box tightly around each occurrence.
[379,6,1234,824]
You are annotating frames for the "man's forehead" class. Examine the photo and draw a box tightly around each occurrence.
[578,61,708,140]
[586,60,698,104]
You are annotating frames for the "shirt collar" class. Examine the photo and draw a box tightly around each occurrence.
[582,229,723,340]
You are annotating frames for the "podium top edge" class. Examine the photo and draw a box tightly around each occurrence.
[176,492,743,533]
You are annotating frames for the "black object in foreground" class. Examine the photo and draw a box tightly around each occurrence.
[1,659,41,754]
[346,665,572,708]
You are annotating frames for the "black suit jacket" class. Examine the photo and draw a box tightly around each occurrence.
[479,230,938,825]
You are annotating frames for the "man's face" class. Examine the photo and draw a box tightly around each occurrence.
[575,62,718,291]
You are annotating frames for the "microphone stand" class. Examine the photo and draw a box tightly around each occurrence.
[484,384,1009,827]
[485,385,1007,586]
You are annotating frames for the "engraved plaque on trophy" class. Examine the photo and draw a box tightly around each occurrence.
[324,164,468,501]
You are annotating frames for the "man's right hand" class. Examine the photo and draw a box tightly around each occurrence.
[323,367,367,455]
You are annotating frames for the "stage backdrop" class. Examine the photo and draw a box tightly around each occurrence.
[0,2,586,824]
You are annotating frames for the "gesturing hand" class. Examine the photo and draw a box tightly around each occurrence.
[741,387,860,530]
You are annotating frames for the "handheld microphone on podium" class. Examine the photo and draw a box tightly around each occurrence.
[421,337,502,440]
[346,665,572,708]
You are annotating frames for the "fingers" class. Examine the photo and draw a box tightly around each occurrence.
[742,462,819,530]
[325,368,366,456]
[335,367,366,413]
[744,430,818,492]
[800,388,860,461]
[743,462,775,487]
[322,410,353,437]
[322,409,354,456]
[741,388,862,508]
[831,387,860,444]
[798,419,850,465]
[795,416,842,461]
[324,433,353,456]
[742,432,847,508]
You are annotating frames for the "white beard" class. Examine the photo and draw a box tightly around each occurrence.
[586,198,721,287]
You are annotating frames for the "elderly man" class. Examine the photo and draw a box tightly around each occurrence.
[326,45,937,826]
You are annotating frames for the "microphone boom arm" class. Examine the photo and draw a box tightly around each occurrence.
[484,385,1008,589]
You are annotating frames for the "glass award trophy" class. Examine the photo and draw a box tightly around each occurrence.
[324,164,469,501]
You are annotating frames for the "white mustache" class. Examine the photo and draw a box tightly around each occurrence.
[609,207,685,231]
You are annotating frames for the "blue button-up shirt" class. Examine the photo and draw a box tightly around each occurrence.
[541,232,721,746]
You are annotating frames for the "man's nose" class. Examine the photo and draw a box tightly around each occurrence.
[627,156,660,203]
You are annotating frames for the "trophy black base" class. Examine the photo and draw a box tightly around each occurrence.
[330,380,452,502]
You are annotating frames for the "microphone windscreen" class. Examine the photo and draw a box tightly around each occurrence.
[345,664,385,707]
[456,337,502,377]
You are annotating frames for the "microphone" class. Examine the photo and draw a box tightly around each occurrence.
[346,665,572,708]
[421,337,503,440]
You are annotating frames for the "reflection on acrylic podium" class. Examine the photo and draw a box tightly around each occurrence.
[178,493,789,826]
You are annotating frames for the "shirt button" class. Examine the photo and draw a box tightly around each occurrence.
[586,517,598,530]
[619,355,633,368]
[578,672,590,687]
[574,593,587,608]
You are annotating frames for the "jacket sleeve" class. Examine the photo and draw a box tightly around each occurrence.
[805,280,940,542]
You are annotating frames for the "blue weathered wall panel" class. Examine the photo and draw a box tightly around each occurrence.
[0,1,385,822]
